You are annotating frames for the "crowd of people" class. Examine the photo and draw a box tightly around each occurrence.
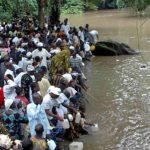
[0,17,98,150]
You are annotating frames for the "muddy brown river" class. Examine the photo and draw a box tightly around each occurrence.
[62,9,150,149]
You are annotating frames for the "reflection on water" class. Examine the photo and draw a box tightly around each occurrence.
[62,10,150,149]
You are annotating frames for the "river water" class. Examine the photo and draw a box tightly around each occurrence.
[62,10,150,149]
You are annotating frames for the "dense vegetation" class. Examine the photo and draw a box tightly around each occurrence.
[0,0,149,28]
[122,0,150,11]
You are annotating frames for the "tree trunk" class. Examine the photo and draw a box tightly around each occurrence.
[50,0,61,24]
[37,0,47,29]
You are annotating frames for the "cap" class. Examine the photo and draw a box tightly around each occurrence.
[37,42,43,47]
[26,52,32,58]
[48,86,61,96]
[69,46,75,50]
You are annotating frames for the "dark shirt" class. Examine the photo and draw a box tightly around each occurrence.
[21,73,33,101]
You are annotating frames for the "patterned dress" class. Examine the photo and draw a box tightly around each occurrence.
[31,136,48,150]
[1,110,28,139]
[50,49,70,77]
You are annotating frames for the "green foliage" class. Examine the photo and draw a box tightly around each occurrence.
[0,0,38,22]
[84,0,103,11]
[85,2,98,11]
[28,0,38,15]
[61,0,85,14]
[0,0,13,22]
[1,0,149,23]
[87,0,101,6]
[0,11,12,22]
[116,0,126,8]
[123,0,150,11]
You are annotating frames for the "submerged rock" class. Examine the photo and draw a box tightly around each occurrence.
[92,40,139,56]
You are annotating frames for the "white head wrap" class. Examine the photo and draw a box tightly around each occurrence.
[26,52,32,58]
[69,46,75,51]
[37,42,44,47]
[47,86,61,96]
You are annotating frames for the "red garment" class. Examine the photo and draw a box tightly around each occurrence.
[0,87,4,107]
[16,96,29,105]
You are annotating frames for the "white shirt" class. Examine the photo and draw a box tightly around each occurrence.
[73,35,80,45]
[63,87,77,98]
[78,30,84,42]
[70,54,82,61]
[89,30,99,43]
[42,94,54,113]
[57,93,69,114]
[18,57,26,68]
[84,42,91,52]
[42,93,69,118]
[19,57,33,72]
[32,48,51,68]
[12,37,21,46]
[13,64,20,71]
[14,72,26,87]
[90,30,99,35]
[61,24,70,36]
[5,69,15,79]
[50,48,61,55]
[3,80,17,100]
[32,37,40,45]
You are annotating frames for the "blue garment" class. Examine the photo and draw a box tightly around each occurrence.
[50,127,65,142]
[27,103,51,137]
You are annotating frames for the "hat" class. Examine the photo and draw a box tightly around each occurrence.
[37,42,43,47]
[69,46,75,51]
[62,73,73,83]
[5,99,14,110]
[26,52,32,58]
[26,65,35,72]
[48,86,61,96]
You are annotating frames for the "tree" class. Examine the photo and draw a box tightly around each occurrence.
[36,0,47,29]
[122,0,150,11]
[61,0,85,14]
[50,0,61,23]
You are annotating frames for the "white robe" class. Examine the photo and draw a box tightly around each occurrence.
[27,103,52,137]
